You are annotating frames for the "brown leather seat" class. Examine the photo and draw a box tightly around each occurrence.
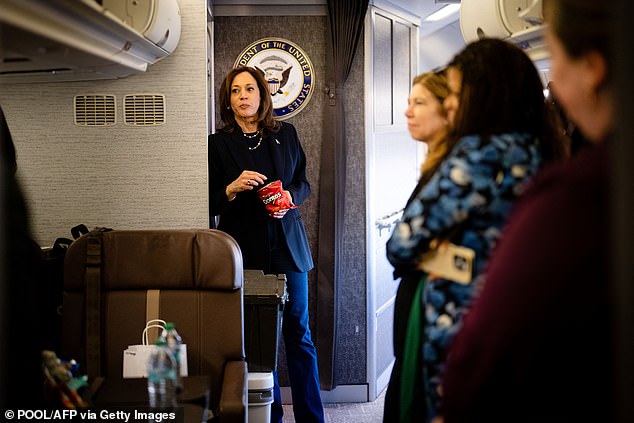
[61,228,247,422]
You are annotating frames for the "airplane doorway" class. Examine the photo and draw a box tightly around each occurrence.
[364,4,420,401]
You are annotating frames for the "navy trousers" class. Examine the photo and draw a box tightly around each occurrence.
[270,270,324,423]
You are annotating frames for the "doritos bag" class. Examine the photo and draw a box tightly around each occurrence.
[257,180,296,216]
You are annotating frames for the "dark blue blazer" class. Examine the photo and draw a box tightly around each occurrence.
[208,122,314,273]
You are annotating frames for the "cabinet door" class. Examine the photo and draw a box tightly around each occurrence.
[365,6,420,401]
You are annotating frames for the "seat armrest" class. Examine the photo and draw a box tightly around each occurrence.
[219,360,247,423]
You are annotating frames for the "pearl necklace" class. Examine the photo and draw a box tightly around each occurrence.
[243,130,259,139]
[243,130,263,150]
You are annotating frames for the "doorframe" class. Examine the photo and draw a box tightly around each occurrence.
[364,1,420,402]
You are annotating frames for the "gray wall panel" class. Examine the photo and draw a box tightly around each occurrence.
[0,0,209,246]
[336,38,367,385]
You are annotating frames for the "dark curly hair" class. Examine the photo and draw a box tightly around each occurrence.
[446,38,566,163]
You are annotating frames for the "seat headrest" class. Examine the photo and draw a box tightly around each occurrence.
[64,229,243,291]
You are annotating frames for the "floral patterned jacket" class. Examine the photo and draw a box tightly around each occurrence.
[386,132,543,420]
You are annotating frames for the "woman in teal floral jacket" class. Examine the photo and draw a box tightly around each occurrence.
[386,38,566,423]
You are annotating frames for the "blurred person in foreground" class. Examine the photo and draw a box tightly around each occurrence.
[1,106,46,407]
[440,1,615,422]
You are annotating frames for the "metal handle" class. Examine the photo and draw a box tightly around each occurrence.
[375,209,403,235]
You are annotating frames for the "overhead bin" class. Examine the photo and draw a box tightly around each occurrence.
[0,0,181,83]
[459,0,546,62]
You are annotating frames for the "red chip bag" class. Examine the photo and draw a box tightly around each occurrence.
[257,180,296,215]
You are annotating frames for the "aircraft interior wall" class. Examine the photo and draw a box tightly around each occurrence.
[419,21,466,72]
[0,0,209,248]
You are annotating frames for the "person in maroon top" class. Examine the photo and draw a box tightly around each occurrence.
[439,1,615,422]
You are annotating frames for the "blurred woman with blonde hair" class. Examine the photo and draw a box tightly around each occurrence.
[383,69,451,423]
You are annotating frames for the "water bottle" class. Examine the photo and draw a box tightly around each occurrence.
[160,322,183,393]
[147,339,178,409]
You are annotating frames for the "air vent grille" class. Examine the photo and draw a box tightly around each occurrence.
[124,94,166,126]
[74,95,116,126]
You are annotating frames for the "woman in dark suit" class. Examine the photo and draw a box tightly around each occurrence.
[209,66,324,423]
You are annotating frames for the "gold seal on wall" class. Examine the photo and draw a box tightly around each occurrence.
[234,38,315,120]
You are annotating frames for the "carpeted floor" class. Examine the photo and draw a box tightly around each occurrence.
[282,389,386,423]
